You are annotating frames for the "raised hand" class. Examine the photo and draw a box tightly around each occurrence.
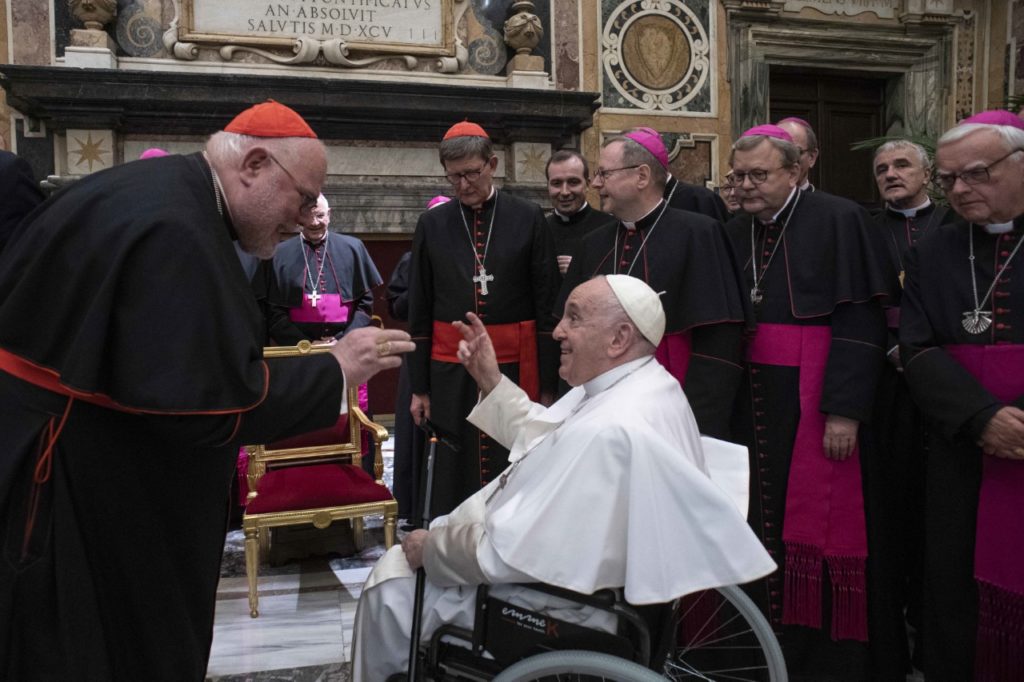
[453,312,502,396]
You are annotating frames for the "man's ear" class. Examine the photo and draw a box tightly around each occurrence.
[806,149,820,170]
[487,155,499,171]
[635,163,652,190]
[239,146,271,187]
[606,322,635,359]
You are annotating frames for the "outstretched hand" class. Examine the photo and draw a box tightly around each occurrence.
[329,327,414,387]
[453,312,502,396]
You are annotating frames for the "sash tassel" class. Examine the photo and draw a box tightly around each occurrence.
[975,580,1024,682]
[827,554,868,642]
[21,397,74,562]
[782,541,823,629]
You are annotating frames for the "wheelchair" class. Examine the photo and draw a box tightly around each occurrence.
[405,580,787,681]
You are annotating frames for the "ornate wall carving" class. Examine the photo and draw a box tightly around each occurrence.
[955,10,976,120]
[601,0,714,114]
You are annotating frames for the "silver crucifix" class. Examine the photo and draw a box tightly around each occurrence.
[473,267,494,296]
[309,290,321,307]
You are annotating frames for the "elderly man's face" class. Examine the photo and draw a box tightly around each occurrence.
[547,156,589,215]
[235,141,326,259]
[874,148,929,209]
[592,141,641,218]
[731,140,799,221]
[553,279,617,386]
[935,128,1024,224]
[444,154,497,209]
[301,195,331,243]
[778,121,818,184]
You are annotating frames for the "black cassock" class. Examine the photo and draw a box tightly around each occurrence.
[724,189,896,680]
[0,154,344,682]
[408,190,559,518]
[900,215,1024,682]
[545,202,615,277]
[559,202,749,440]
[267,232,382,344]
[664,175,729,222]
[868,201,953,674]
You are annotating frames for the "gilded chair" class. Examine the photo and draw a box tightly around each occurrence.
[241,340,397,618]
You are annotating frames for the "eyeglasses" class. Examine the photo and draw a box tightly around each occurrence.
[445,163,488,185]
[267,153,319,214]
[591,165,640,182]
[932,148,1024,192]
[729,167,784,186]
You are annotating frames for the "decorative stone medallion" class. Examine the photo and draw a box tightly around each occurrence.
[601,0,712,113]
[65,129,114,175]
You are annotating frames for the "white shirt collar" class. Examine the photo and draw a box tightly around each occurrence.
[554,202,590,222]
[887,198,931,217]
[622,201,663,231]
[770,187,800,222]
[582,356,650,398]
[984,221,1014,234]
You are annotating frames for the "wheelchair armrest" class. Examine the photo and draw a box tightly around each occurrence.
[505,582,621,609]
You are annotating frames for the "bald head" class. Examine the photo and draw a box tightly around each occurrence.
[777,119,818,185]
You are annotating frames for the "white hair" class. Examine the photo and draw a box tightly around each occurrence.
[938,123,1024,151]
[205,130,323,165]
[873,140,931,170]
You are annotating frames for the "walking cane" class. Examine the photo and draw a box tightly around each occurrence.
[407,419,460,682]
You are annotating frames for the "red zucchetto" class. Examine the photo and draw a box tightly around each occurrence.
[443,120,489,141]
[224,100,318,139]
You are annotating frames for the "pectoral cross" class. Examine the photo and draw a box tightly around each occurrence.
[473,266,494,296]
[309,290,321,307]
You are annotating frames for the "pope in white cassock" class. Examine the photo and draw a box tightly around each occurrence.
[351,275,775,680]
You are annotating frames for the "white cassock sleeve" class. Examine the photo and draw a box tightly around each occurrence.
[467,376,546,450]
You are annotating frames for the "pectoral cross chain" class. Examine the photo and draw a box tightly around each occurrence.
[473,267,494,296]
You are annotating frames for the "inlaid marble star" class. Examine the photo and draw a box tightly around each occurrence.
[518,146,547,179]
[71,132,110,173]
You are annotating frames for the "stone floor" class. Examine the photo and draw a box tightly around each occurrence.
[205,438,398,681]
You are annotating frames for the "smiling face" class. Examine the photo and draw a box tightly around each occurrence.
[935,128,1024,224]
[547,156,589,216]
[874,147,930,209]
[301,194,331,243]
[552,279,620,386]
[232,140,326,259]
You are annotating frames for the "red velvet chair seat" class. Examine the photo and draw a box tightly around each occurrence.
[246,462,392,514]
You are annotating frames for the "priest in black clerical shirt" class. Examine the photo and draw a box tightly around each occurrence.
[867,139,954,677]
[724,124,896,681]
[560,129,749,441]
[778,117,820,192]
[900,110,1024,682]
[544,149,615,277]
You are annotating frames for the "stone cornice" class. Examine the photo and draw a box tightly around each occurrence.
[0,65,599,145]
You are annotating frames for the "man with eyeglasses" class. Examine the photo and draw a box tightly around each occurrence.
[408,120,560,520]
[624,126,730,221]
[544,149,615,277]
[266,193,382,345]
[558,130,749,441]
[723,124,897,681]
[0,101,415,680]
[777,117,820,192]
[899,110,1024,682]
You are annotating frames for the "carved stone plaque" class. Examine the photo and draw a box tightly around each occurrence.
[782,0,900,19]
[182,0,455,56]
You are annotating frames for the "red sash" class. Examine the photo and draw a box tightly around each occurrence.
[748,323,868,641]
[431,320,540,401]
[654,331,693,385]
[945,344,1024,682]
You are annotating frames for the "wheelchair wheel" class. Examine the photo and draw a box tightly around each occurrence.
[493,649,667,681]
[661,584,787,682]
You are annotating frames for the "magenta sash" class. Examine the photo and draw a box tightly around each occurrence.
[288,293,352,324]
[944,344,1024,682]
[748,323,868,641]
[654,331,693,385]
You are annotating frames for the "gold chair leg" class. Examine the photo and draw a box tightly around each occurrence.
[384,512,396,549]
[352,516,365,551]
[244,526,261,618]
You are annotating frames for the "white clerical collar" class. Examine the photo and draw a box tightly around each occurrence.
[554,202,590,222]
[984,221,1014,234]
[799,179,811,191]
[770,187,800,222]
[887,198,931,217]
[621,201,663,231]
[582,356,650,398]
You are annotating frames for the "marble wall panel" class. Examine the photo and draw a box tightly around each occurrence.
[64,129,115,176]
[11,0,51,64]
[1013,0,1024,97]
[554,0,581,90]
